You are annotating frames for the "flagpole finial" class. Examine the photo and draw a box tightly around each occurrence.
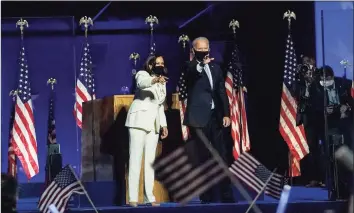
[340,59,351,68]
[47,78,57,90]
[283,10,296,30]
[79,16,93,38]
[145,15,159,31]
[178,34,190,49]
[16,18,29,38]
[129,52,140,67]
[229,19,240,34]
[9,89,18,97]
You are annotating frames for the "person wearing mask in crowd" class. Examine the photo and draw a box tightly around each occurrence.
[311,65,353,199]
[125,54,169,207]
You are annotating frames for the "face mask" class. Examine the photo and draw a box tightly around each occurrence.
[152,66,165,76]
[193,49,209,61]
[320,79,334,87]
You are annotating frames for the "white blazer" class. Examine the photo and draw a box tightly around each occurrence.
[125,70,167,133]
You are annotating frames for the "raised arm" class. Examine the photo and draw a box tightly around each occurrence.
[135,71,158,89]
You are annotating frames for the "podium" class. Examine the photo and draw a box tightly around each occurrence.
[81,94,182,205]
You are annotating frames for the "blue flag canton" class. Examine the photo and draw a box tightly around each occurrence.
[17,46,32,102]
[283,34,298,90]
[227,44,243,89]
[54,166,78,188]
[79,42,95,95]
[254,164,272,183]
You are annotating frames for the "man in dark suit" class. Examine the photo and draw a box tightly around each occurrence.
[183,37,235,203]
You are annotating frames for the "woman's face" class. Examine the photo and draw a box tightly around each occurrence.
[155,56,165,67]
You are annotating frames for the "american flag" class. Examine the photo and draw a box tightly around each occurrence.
[279,33,309,177]
[74,41,96,128]
[177,48,192,141]
[225,43,250,159]
[38,165,84,213]
[47,91,57,145]
[229,152,284,199]
[152,141,226,205]
[10,45,39,179]
[8,93,17,177]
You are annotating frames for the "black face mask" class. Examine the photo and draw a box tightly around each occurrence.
[152,66,165,76]
[193,49,209,61]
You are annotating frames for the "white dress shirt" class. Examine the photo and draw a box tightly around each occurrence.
[196,63,215,109]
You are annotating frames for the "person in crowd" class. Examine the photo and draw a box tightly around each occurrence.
[310,65,353,199]
[125,54,169,207]
[182,37,235,203]
[293,56,325,188]
[1,173,18,213]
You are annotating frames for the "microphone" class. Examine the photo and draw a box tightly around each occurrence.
[334,145,353,172]
[48,204,60,213]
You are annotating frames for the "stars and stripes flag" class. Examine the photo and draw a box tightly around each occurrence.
[74,41,96,128]
[225,42,250,160]
[10,44,39,179]
[229,152,284,199]
[177,48,193,141]
[152,141,226,205]
[279,32,309,177]
[38,165,84,213]
[8,93,17,177]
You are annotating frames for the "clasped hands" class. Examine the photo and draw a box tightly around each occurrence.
[152,75,168,84]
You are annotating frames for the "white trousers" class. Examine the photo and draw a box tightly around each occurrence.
[128,128,159,203]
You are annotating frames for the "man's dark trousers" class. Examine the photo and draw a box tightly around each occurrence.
[188,110,234,203]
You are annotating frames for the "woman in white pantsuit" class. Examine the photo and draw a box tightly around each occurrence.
[125,55,169,207]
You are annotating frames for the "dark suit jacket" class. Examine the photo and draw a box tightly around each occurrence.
[183,59,230,127]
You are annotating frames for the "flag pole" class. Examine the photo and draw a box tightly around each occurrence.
[16,17,30,183]
[68,165,99,213]
[245,168,277,213]
[145,15,158,56]
[229,19,244,155]
[45,78,57,187]
[194,129,263,213]
[283,10,296,185]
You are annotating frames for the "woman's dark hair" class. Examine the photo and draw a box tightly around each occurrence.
[142,54,168,75]
[1,173,18,213]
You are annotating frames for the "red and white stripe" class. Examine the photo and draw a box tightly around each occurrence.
[179,99,189,141]
[351,80,354,98]
[279,84,309,177]
[11,97,39,179]
[8,142,17,177]
[225,72,250,160]
[74,80,95,129]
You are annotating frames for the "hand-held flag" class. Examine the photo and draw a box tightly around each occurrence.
[38,165,84,213]
[74,41,96,128]
[11,44,39,179]
[229,152,284,199]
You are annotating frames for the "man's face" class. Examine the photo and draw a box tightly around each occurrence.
[194,40,209,52]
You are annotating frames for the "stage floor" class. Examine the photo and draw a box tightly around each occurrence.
[17,186,348,213]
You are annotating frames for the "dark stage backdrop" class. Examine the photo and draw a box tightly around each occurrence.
[1,2,316,183]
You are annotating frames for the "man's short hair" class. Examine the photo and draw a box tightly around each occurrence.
[320,65,334,77]
[192,37,209,48]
